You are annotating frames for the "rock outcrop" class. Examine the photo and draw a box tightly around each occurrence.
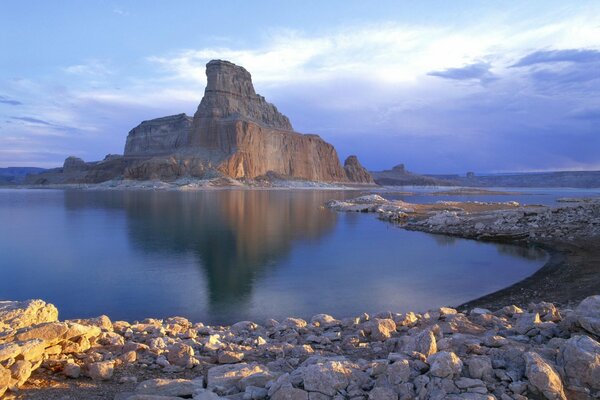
[28,60,374,185]
[371,164,452,186]
[343,155,374,183]
[185,60,350,182]
[62,156,87,173]
[124,114,192,156]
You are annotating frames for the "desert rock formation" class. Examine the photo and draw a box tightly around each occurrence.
[124,114,192,156]
[344,155,374,184]
[29,60,373,185]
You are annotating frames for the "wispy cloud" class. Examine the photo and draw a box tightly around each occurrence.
[427,62,496,83]
[64,60,112,77]
[10,116,53,125]
[512,49,600,67]
[0,95,22,106]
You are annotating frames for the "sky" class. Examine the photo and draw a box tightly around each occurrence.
[0,1,599,173]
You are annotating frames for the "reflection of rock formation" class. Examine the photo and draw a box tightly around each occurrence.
[64,190,341,310]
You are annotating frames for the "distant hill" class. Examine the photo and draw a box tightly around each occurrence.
[446,170,600,188]
[372,164,600,188]
[0,167,47,185]
[370,164,457,186]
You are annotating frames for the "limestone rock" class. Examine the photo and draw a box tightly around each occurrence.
[302,360,355,396]
[575,295,600,336]
[369,386,398,400]
[557,335,600,391]
[9,360,32,388]
[207,363,270,392]
[365,318,397,341]
[0,366,10,397]
[387,359,410,385]
[63,362,81,378]
[124,114,192,156]
[427,351,463,378]
[136,378,204,397]
[0,299,58,332]
[87,360,114,381]
[416,330,437,357]
[218,350,244,364]
[343,155,374,184]
[166,342,195,368]
[523,352,566,400]
[15,322,69,343]
[271,386,309,400]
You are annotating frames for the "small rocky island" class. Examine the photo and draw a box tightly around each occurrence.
[28,60,373,186]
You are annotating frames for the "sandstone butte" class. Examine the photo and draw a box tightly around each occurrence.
[29,60,374,185]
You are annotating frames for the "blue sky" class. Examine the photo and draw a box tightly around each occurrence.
[1,1,599,173]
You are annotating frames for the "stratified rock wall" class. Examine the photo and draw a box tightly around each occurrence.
[124,114,192,156]
[188,60,349,182]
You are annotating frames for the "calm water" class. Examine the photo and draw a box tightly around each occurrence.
[0,189,547,324]
[379,186,600,206]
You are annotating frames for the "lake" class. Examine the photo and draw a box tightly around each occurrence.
[0,189,547,324]
[379,186,600,206]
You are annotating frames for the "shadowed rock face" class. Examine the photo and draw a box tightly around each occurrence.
[63,156,87,173]
[124,114,192,156]
[344,155,374,183]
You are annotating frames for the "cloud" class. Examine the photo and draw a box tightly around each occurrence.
[10,116,53,125]
[511,49,600,67]
[112,8,129,16]
[0,95,22,106]
[2,8,600,171]
[64,60,112,76]
[427,62,496,83]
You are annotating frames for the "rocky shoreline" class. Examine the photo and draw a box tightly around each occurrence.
[1,294,600,400]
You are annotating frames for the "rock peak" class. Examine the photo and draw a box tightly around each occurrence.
[344,155,375,183]
[205,60,255,98]
[193,59,292,132]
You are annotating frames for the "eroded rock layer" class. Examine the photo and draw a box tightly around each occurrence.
[188,60,352,182]
[124,114,192,156]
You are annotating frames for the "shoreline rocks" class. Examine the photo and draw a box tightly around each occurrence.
[2,296,600,399]
[326,195,600,242]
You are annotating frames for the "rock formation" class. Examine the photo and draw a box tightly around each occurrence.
[30,60,374,185]
[62,156,87,173]
[124,114,192,156]
[343,155,374,183]
[371,164,452,186]
[184,60,352,182]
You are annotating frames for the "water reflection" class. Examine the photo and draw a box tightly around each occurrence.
[0,189,548,323]
[64,190,342,313]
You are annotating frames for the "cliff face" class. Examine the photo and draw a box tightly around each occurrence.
[187,60,350,182]
[124,114,192,156]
